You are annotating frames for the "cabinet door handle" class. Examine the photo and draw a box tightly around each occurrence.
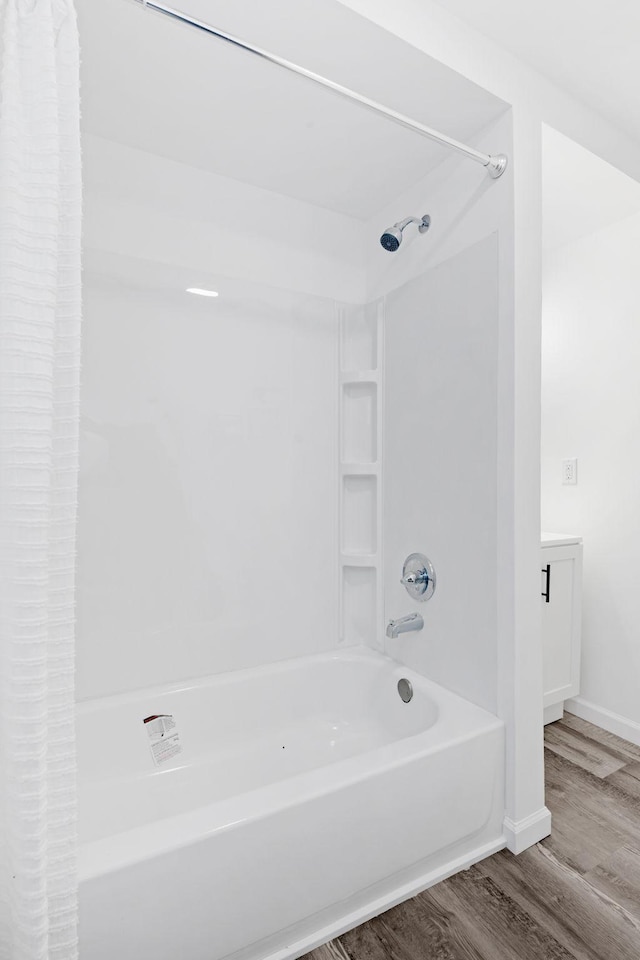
[541,564,551,603]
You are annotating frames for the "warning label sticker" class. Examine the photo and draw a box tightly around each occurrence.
[143,714,182,767]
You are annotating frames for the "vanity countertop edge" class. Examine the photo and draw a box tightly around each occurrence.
[541,531,583,548]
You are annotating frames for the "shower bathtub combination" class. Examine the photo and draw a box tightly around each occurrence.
[71,0,549,958]
[78,647,504,960]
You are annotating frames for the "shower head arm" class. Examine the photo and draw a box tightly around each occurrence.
[395,215,431,235]
[396,217,422,231]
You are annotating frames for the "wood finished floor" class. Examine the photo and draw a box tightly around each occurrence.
[303,715,640,960]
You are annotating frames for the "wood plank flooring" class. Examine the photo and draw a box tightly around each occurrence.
[303,715,640,960]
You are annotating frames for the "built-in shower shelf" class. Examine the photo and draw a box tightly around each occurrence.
[340,463,379,476]
[339,300,384,649]
[340,553,378,567]
[340,371,378,385]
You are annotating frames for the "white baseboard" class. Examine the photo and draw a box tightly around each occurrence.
[565,696,640,748]
[257,835,506,960]
[503,807,551,855]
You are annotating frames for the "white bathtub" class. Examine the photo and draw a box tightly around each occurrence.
[78,647,505,960]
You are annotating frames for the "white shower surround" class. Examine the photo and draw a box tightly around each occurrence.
[75,3,527,955]
[77,119,515,958]
[77,647,504,960]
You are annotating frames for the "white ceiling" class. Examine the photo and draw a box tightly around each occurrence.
[542,126,640,252]
[430,0,640,143]
[76,0,507,220]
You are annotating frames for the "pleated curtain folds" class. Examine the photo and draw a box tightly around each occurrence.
[0,1,81,957]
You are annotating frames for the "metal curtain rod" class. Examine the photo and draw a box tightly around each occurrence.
[134,0,508,178]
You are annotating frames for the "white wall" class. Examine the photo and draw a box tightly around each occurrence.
[384,235,499,713]
[366,112,512,716]
[542,210,640,734]
[542,126,640,253]
[82,135,367,305]
[78,263,340,699]
[77,139,367,699]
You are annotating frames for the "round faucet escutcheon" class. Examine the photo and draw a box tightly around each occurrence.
[400,553,436,602]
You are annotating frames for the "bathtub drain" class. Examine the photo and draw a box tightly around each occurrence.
[397,678,413,703]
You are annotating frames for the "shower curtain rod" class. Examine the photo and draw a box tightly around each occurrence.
[133,0,508,179]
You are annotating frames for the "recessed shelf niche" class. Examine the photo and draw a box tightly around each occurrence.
[341,305,377,372]
[342,566,376,645]
[342,474,377,555]
[342,382,377,464]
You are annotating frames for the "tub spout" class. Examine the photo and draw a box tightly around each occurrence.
[386,613,424,639]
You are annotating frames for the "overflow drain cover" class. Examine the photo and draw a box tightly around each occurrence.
[397,678,413,703]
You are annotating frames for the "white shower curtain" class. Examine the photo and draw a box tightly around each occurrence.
[0,0,81,957]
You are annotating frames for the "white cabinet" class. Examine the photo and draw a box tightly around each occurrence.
[541,533,583,724]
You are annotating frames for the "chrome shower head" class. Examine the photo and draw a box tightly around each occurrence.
[380,214,431,252]
[380,226,402,252]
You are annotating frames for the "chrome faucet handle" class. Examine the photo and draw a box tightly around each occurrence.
[400,553,436,602]
[401,571,427,587]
